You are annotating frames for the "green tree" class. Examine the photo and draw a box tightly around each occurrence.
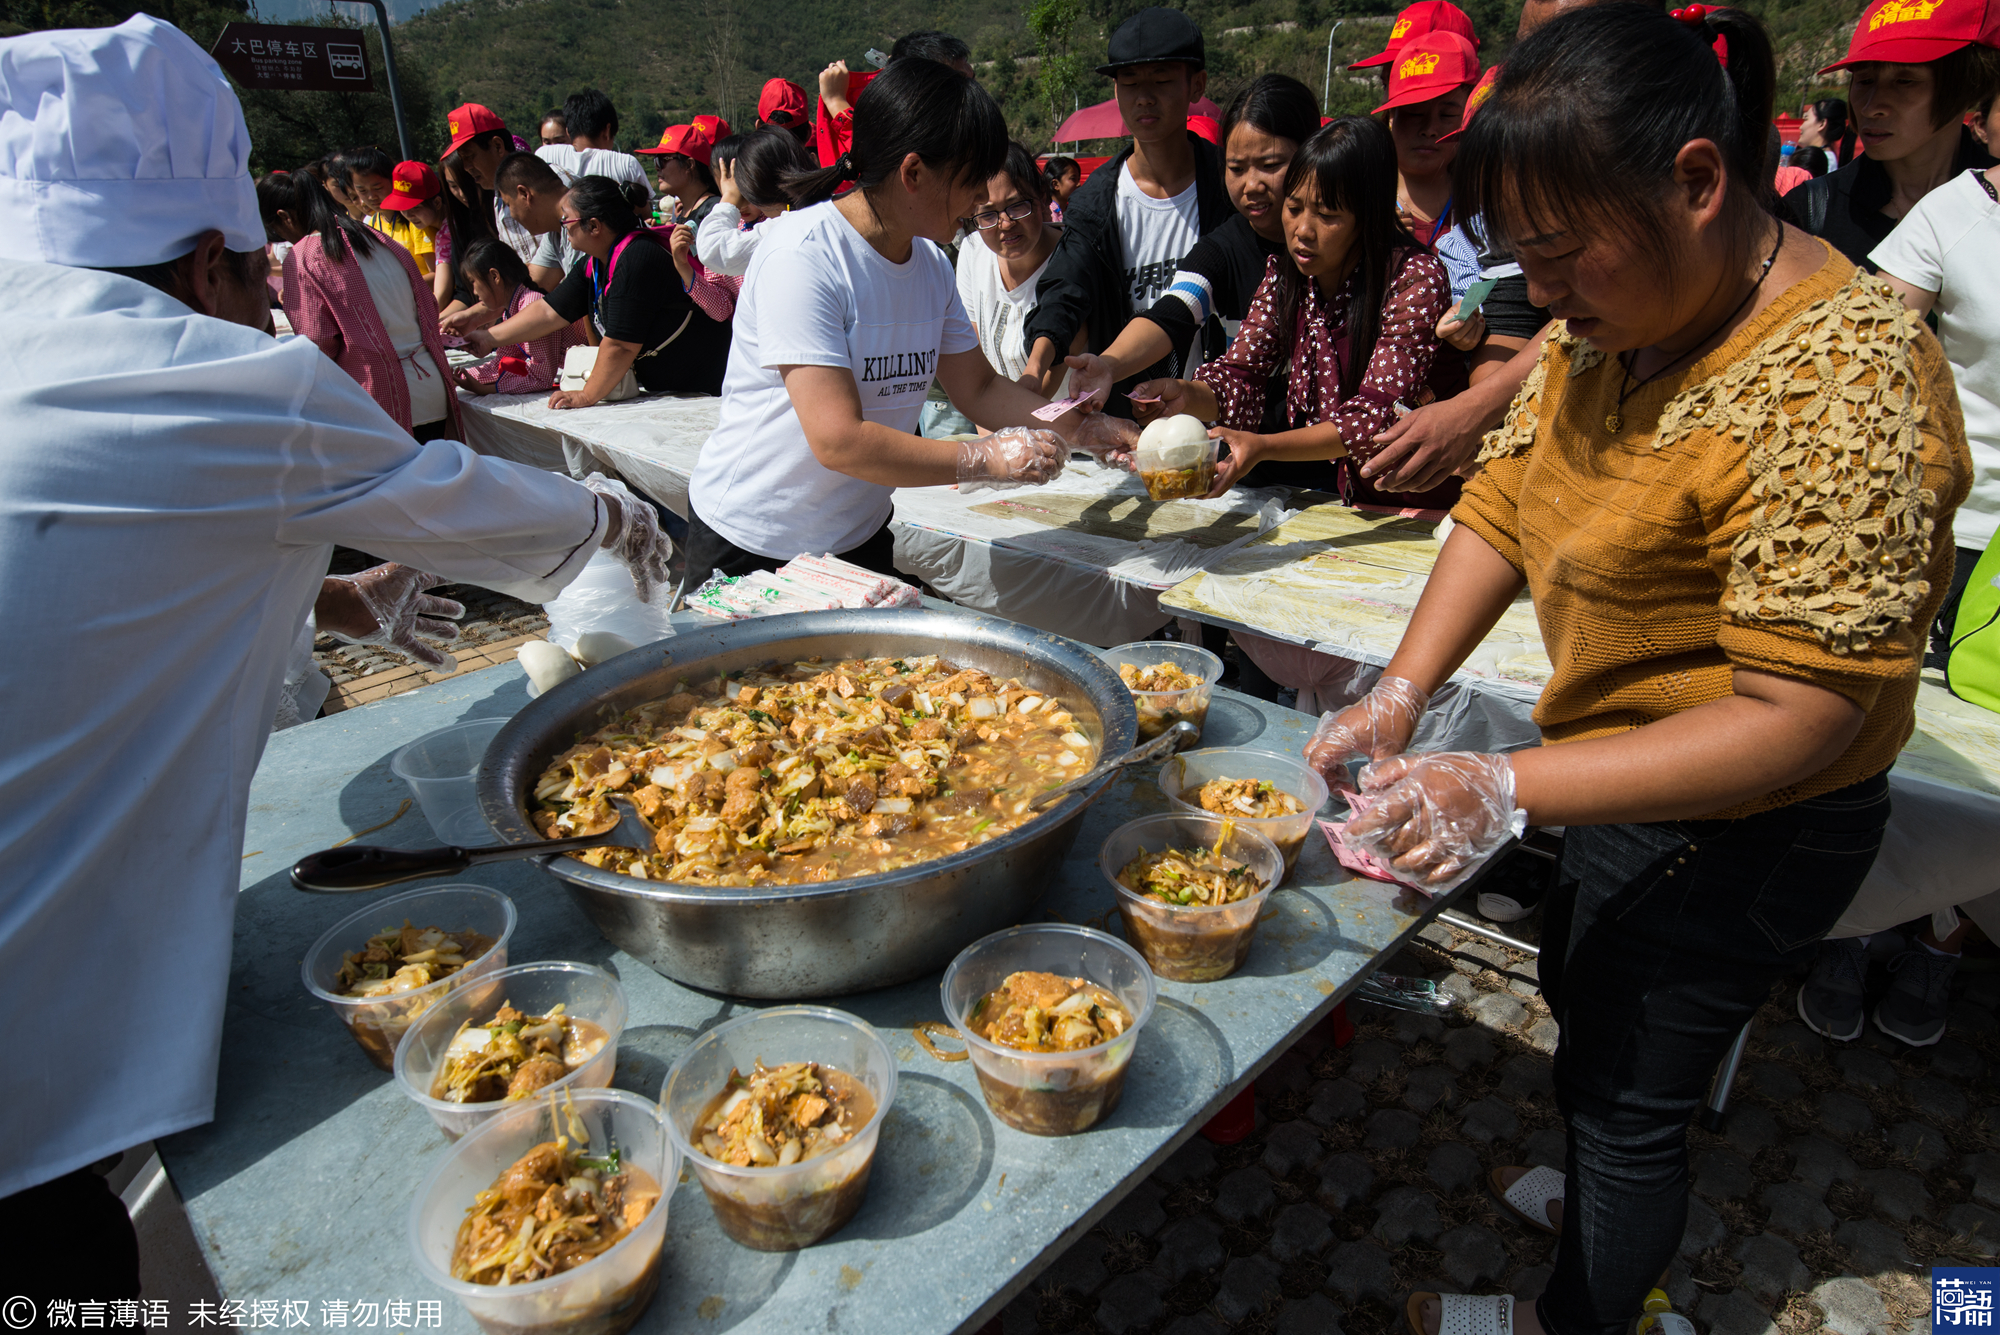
[1029,0,1089,140]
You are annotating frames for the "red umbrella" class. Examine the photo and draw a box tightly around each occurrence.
[1052,95,1223,144]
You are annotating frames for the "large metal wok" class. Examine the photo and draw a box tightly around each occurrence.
[478,608,1140,998]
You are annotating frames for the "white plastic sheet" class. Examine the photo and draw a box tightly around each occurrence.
[455,388,718,516]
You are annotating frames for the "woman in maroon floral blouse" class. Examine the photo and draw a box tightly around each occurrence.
[1132,116,1454,508]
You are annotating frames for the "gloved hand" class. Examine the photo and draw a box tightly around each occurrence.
[1345,751,1525,891]
[1070,411,1141,472]
[957,427,1067,492]
[319,564,464,672]
[585,473,674,604]
[1303,675,1432,789]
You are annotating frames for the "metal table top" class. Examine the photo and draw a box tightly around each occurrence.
[160,619,1463,1333]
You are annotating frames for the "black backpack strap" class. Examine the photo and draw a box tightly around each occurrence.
[1795,177,1831,235]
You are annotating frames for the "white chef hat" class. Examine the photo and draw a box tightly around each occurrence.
[0,13,262,268]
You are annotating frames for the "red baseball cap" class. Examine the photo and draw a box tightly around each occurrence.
[375,160,440,211]
[443,103,505,158]
[694,113,732,141]
[636,122,715,163]
[1187,112,1221,145]
[758,77,808,126]
[1819,0,2000,71]
[1437,62,1501,143]
[1351,0,1480,69]
[1372,32,1481,114]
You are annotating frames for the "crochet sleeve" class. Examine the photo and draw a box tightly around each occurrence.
[1693,282,1970,696]
[1333,251,1448,465]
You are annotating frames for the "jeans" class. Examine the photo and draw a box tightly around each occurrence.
[1534,772,1891,1335]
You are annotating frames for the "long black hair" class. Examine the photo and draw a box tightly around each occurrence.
[784,56,1007,207]
[257,168,374,261]
[1222,73,1321,153]
[460,236,543,297]
[731,127,814,209]
[1041,155,1079,194]
[565,175,642,240]
[1457,5,1776,287]
[1808,96,1856,165]
[1271,116,1413,400]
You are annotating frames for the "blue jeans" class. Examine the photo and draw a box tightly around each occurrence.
[1534,772,1891,1335]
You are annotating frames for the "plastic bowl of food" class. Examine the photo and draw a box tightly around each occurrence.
[661,1006,896,1251]
[1100,641,1223,743]
[410,1088,674,1335]
[1157,748,1330,877]
[1134,414,1218,500]
[301,884,516,1071]
[1100,813,1285,982]
[942,924,1156,1136]
[393,962,628,1140]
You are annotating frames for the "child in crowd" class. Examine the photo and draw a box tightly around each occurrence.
[696,127,812,277]
[1132,117,1451,507]
[450,239,581,396]
[1042,155,1081,221]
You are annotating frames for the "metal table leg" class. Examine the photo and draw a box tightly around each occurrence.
[1699,1021,1755,1132]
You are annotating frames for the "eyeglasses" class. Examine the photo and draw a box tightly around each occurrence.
[967,198,1038,230]
[560,214,592,230]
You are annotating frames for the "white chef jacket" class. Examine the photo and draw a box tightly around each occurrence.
[0,258,607,1199]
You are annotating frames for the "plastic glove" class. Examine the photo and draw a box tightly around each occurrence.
[319,564,464,672]
[1344,751,1525,891]
[1071,411,1140,472]
[585,473,674,604]
[1302,675,1432,789]
[957,427,1066,492]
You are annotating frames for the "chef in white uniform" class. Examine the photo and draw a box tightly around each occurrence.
[0,16,671,1296]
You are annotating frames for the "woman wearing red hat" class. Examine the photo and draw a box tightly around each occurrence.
[639,121,722,249]
[1320,8,1970,1334]
[1790,0,2000,266]
[1377,32,1480,249]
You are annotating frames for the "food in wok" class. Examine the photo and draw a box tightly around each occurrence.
[433,1002,612,1105]
[529,655,1099,887]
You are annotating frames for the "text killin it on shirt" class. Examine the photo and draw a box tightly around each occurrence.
[861,347,938,397]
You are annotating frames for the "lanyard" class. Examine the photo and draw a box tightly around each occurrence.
[586,231,643,318]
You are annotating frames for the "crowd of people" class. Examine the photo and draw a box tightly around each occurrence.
[2,0,1998,1327]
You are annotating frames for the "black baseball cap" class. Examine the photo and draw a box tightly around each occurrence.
[1095,6,1206,75]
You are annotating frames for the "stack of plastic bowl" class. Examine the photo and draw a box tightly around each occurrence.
[409,1089,674,1335]
[1099,813,1285,982]
[1099,641,1223,743]
[393,961,628,1139]
[661,1007,897,1251]
[941,924,1156,1135]
[1156,747,1330,877]
[301,884,516,1070]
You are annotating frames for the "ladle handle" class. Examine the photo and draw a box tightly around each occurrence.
[1031,719,1200,811]
[290,831,611,893]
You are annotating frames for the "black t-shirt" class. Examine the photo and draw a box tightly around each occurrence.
[546,230,731,393]
[1789,127,1997,270]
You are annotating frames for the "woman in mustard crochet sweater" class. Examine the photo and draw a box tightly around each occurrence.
[1305,8,1973,1335]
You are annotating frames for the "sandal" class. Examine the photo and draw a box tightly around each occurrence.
[1489,1164,1564,1235]
[1405,1292,1514,1335]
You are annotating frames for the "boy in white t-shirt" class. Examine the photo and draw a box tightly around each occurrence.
[1020,7,1232,413]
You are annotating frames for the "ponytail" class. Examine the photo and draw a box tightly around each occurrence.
[257,168,373,261]
[783,56,1007,208]
[1811,97,1856,165]
[1458,4,1777,285]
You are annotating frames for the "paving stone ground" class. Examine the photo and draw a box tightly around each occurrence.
[995,912,2000,1335]
[314,547,549,711]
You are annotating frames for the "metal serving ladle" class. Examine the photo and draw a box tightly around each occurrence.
[290,796,658,894]
[1028,720,1199,811]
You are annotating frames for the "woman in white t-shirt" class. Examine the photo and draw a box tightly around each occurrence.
[686,59,1135,587]
[955,143,1071,424]
[1873,88,2000,668]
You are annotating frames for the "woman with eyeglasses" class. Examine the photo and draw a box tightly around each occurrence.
[955,143,1074,424]
[461,175,731,408]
